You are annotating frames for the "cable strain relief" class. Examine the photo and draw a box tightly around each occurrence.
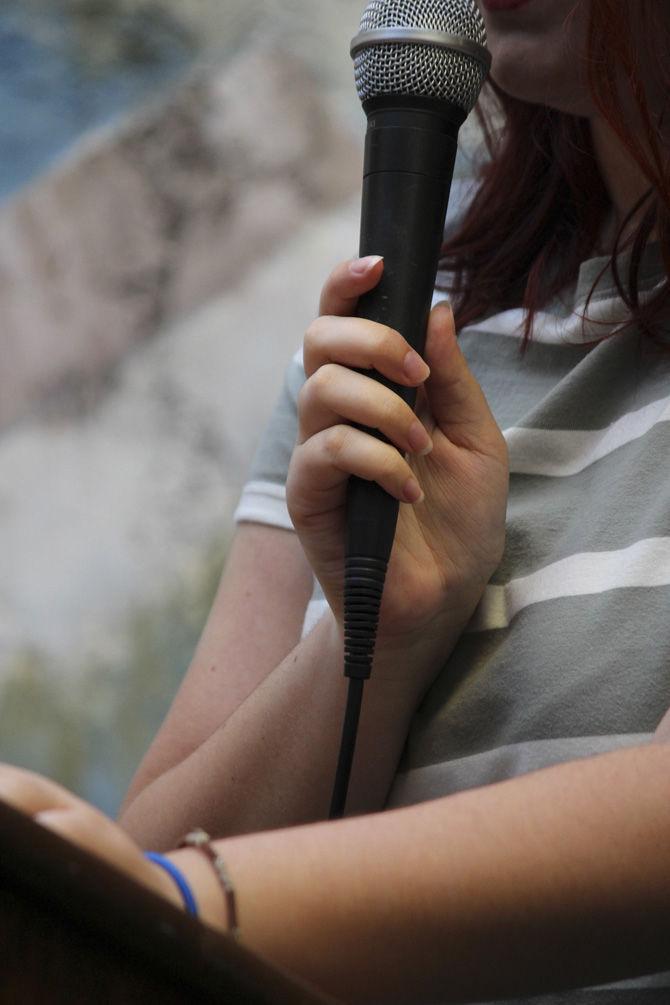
[343,555,388,680]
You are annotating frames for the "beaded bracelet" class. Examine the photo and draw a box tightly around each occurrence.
[145,851,199,917]
[179,828,239,940]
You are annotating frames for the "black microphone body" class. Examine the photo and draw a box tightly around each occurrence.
[330,0,489,814]
[344,95,465,678]
[347,94,465,567]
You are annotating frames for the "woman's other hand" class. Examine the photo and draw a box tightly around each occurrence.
[287,256,508,689]
[0,764,181,910]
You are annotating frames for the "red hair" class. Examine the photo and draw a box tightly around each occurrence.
[438,0,670,342]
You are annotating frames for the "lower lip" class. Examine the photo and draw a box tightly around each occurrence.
[482,0,532,11]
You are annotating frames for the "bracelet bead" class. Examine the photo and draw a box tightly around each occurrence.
[179,828,239,940]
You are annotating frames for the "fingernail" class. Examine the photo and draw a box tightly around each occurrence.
[407,421,433,456]
[403,478,425,504]
[34,810,56,826]
[350,255,383,276]
[403,350,430,383]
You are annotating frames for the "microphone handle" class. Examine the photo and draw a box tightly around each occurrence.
[346,99,462,575]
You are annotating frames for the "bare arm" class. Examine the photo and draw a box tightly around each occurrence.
[120,513,459,848]
[120,258,508,846]
[176,741,670,1003]
[119,262,412,830]
[121,523,314,811]
[8,741,670,1003]
[118,605,463,849]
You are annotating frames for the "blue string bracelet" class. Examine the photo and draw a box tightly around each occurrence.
[145,851,199,917]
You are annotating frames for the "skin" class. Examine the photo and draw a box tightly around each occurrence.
[3,3,670,1001]
[479,0,658,232]
[119,277,508,847]
[478,0,593,116]
[8,743,670,1002]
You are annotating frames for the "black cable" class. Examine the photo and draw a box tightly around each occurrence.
[329,678,365,819]
[329,553,389,820]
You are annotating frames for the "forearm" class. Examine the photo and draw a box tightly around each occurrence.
[176,742,670,1004]
[121,526,315,809]
[120,613,425,848]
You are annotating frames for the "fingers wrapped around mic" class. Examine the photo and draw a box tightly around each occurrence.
[298,364,433,460]
[303,316,430,386]
[318,255,385,317]
[290,424,424,511]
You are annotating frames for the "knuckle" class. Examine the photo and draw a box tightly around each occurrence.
[305,316,329,347]
[310,362,339,396]
[356,326,405,378]
[296,379,312,416]
[377,390,411,439]
[298,365,336,414]
[323,425,349,464]
[379,393,404,431]
[361,325,390,367]
[379,324,403,350]
[380,449,403,483]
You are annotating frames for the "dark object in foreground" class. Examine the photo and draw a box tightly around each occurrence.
[0,798,338,1004]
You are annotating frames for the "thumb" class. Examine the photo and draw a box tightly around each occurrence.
[423,301,501,452]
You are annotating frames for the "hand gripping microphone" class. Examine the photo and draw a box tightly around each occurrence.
[330,0,490,818]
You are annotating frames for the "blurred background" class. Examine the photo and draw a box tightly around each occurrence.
[0,0,483,818]
[0,0,366,814]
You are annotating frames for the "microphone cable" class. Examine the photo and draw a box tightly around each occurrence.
[329,677,365,820]
[329,480,398,820]
[329,553,390,819]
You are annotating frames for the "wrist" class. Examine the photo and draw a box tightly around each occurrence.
[324,581,481,709]
[146,857,187,911]
[372,589,484,700]
[168,847,229,932]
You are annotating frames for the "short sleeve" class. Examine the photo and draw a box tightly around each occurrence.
[233,348,305,530]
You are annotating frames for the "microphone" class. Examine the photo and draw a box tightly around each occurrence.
[343,0,491,681]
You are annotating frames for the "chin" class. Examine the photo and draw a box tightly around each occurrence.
[488,44,593,116]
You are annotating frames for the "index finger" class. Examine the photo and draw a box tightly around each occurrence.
[318,255,384,317]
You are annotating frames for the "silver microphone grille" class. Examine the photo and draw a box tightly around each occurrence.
[351,0,490,113]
